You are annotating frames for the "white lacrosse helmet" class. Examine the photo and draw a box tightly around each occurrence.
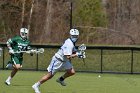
[20,28,28,39]
[70,29,79,42]
[70,29,79,36]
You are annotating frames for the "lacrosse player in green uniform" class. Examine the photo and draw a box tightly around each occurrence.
[5,28,32,85]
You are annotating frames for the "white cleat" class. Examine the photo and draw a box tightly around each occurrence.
[32,84,41,93]
[5,80,10,85]
[56,79,66,86]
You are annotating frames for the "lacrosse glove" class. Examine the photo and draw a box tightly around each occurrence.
[9,49,14,54]
[76,51,86,58]
[30,49,34,56]
[30,52,33,56]
[26,49,34,56]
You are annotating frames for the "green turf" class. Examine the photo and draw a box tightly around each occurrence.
[1,70,140,93]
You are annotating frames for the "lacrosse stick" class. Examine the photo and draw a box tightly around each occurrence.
[78,44,86,65]
[31,48,44,54]
[14,48,44,54]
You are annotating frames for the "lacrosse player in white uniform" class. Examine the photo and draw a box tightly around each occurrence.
[32,29,85,93]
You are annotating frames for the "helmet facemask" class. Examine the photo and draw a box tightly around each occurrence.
[70,35,79,42]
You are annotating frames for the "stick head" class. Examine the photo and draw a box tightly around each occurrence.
[78,44,86,51]
[38,48,44,53]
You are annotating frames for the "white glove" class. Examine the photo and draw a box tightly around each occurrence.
[76,51,82,56]
[30,49,36,53]
[82,52,86,58]
[9,49,14,54]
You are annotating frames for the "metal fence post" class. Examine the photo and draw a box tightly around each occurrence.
[101,49,103,73]
[2,47,5,70]
[36,50,39,71]
[131,49,133,74]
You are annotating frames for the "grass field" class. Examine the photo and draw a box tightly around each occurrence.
[1,70,140,93]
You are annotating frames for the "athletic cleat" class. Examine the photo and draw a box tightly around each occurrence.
[56,78,66,86]
[5,80,10,85]
[32,84,41,93]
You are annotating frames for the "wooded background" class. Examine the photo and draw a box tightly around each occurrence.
[0,0,140,45]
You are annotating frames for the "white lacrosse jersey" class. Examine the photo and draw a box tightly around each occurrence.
[55,38,76,62]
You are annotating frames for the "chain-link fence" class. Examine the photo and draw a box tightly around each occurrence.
[1,44,140,74]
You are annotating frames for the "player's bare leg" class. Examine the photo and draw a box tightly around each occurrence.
[5,64,21,85]
[32,72,54,93]
[57,68,75,86]
[11,64,21,77]
[39,72,54,84]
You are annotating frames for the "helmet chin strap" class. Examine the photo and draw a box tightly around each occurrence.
[69,38,75,46]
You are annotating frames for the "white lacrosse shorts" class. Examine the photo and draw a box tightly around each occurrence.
[47,56,73,75]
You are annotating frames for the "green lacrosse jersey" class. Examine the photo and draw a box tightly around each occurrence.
[7,35,31,57]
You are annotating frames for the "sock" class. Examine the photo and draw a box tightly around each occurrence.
[36,81,41,86]
[59,76,64,81]
[7,76,11,81]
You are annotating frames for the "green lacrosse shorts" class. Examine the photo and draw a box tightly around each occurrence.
[11,55,23,65]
